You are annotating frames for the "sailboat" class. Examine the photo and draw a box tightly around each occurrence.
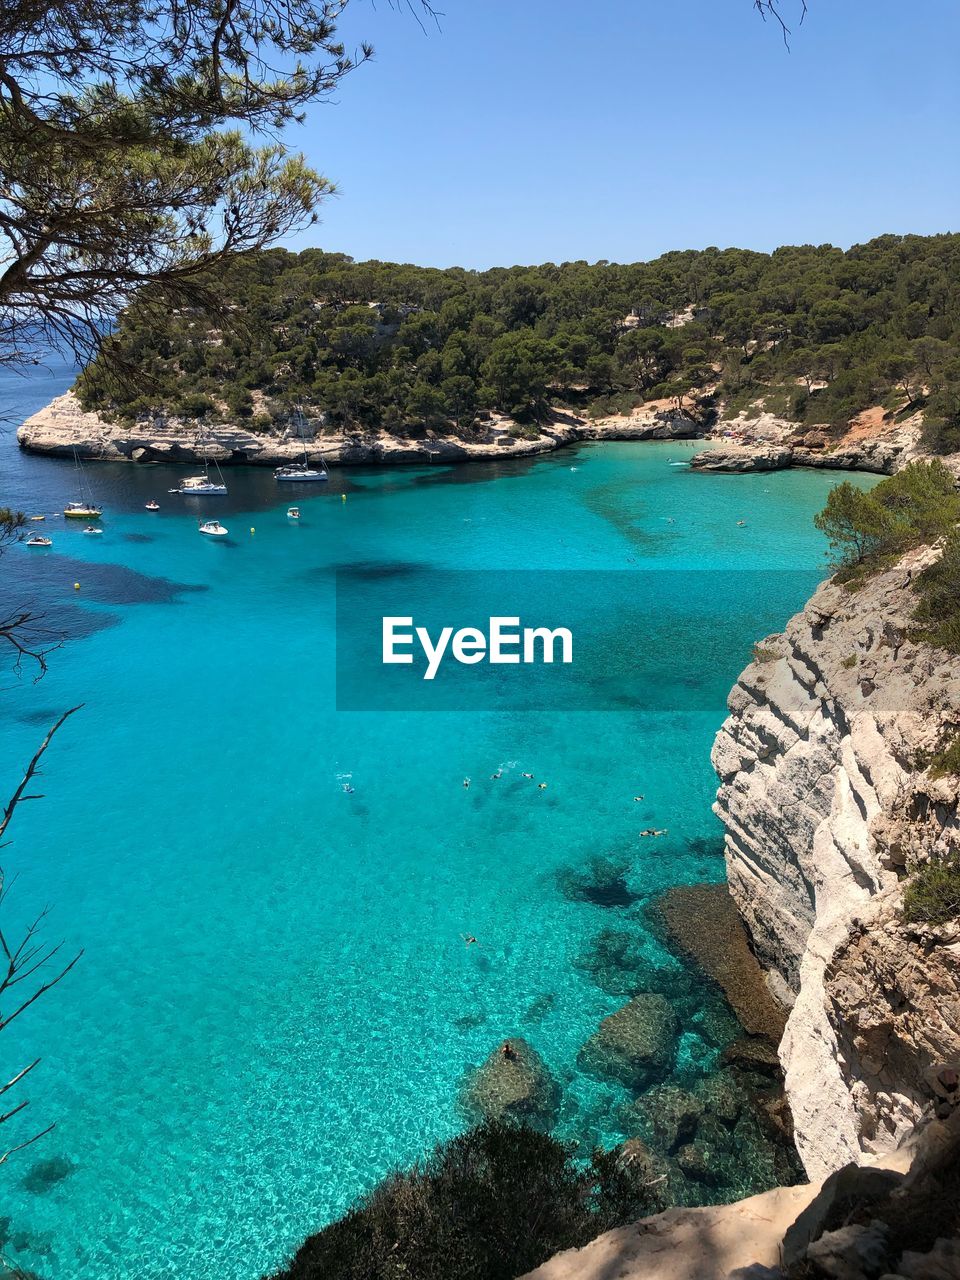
[178,427,228,494]
[63,447,102,518]
[275,408,329,482]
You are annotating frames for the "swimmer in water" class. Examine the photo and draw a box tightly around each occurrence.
[491,770,502,779]
[501,1041,517,1061]
[633,795,644,802]
[522,772,534,779]
[461,934,478,947]
[463,777,471,789]
[342,784,355,794]
[737,520,747,527]
[538,782,548,790]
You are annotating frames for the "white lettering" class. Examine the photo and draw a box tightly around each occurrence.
[382,617,414,664]
[523,626,573,664]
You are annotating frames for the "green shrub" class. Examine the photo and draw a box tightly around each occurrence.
[922,734,960,779]
[267,1121,664,1280]
[815,461,960,578]
[902,853,960,925]
[840,655,858,669]
[912,533,960,654]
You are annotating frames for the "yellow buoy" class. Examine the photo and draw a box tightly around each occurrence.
[74,582,80,591]
[250,527,255,535]
[341,493,347,503]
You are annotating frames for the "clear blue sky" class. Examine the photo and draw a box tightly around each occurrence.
[281,0,960,269]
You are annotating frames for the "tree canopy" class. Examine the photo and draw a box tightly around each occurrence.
[0,0,434,371]
[77,233,960,447]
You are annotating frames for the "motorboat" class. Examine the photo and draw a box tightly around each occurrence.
[82,526,103,535]
[287,506,301,519]
[178,475,228,496]
[26,535,52,547]
[145,500,160,511]
[198,520,229,538]
[28,514,45,521]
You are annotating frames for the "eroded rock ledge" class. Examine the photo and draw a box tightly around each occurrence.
[712,549,960,1181]
[16,392,701,467]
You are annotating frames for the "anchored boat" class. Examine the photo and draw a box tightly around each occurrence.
[198,520,229,538]
[63,448,102,518]
[276,408,329,482]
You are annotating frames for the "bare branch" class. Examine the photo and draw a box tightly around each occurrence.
[0,705,82,843]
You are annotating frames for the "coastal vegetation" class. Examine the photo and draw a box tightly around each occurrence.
[75,234,960,446]
[814,461,960,581]
[902,853,960,927]
[267,1120,664,1280]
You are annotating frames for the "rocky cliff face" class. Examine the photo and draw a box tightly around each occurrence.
[712,550,960,1181]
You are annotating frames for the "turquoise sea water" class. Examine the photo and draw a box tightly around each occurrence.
[0,366,875,1279]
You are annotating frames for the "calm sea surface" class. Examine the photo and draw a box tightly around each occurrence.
[0,361,873,1278]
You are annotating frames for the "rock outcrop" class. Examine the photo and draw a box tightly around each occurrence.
[577,994,679,1091]
[460,1037,560,1131]
[16,391,702,467]
[689,423,921,475]
[712,549,960,1180]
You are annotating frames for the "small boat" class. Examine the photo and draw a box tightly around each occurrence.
[64,501,102,519]
[145,501,160,511]
[198,520,229,538]
[179,429,229,494]
[64,448,103,518]
[168,488,181,494]
[276,463,328,483]
[28,514,45,522]
[287,506,301,520]
[82,526,103,536]
[276,408,329,482]
[179,475,228,496]
[26,535,52,547]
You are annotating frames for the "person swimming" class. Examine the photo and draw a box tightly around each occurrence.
[491,770,502,779]
[501,1041,517,1061]
[522,772,534,779]
[633,795,644,801]
[461,934,478,947]
[342,783,355,794]
[537,782,548,790]
[640,827,667,837]
[463,777,471,789]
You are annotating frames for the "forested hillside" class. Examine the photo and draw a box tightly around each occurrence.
[77,234,960,450]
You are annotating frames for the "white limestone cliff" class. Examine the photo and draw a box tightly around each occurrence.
[712,549,960,1180]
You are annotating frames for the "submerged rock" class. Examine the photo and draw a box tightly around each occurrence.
[622,1083,703,1153]
[577,994,678,1090]
[657,883,787,1043]
[461,1037,560,1131]
[20,1156,75,1194]
[572,928,689,998]
[557,857,641,909]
